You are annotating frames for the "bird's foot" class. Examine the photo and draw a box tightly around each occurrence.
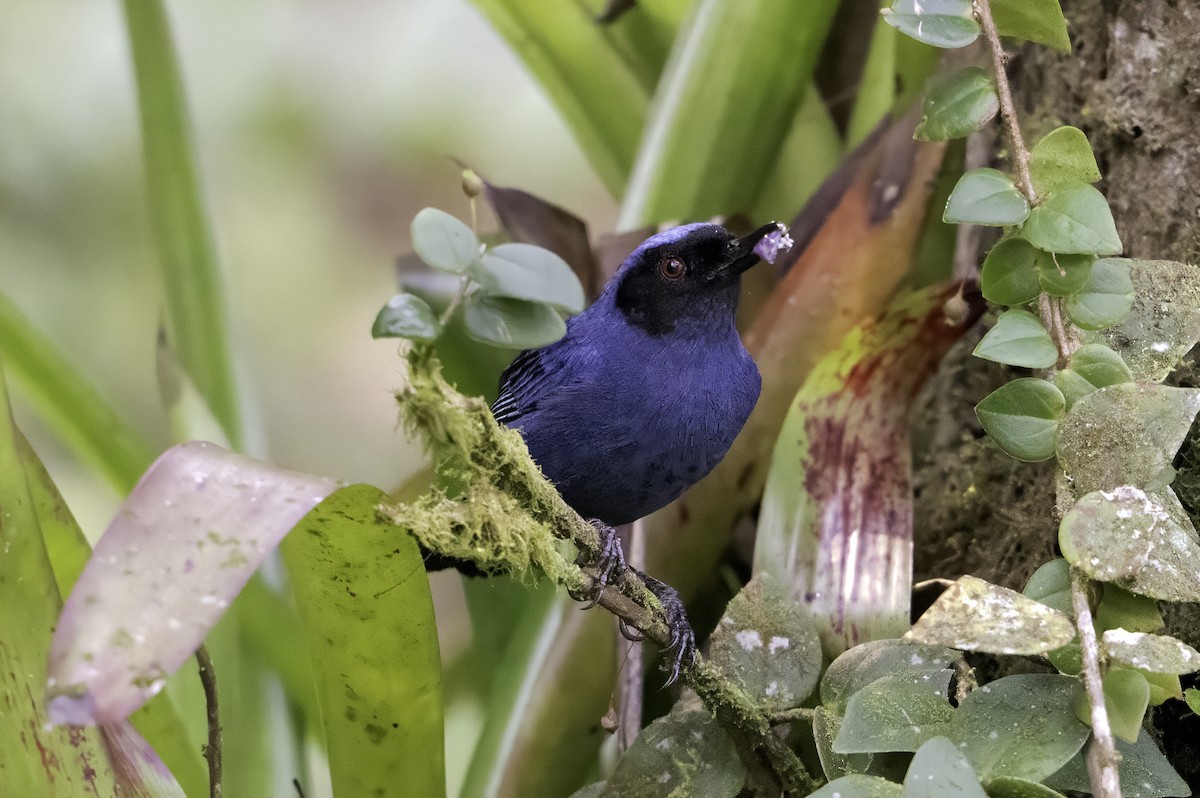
[568,519,627,608]
[633,569,697,687]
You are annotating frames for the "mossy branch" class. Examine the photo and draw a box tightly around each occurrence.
[385,345,819,795]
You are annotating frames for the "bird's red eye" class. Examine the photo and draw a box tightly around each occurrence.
[658,257,686,280]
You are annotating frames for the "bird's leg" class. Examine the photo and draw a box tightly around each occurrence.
[630,569,697,687]
[569,519,628,608]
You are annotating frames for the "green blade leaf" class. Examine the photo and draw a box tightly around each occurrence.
[282,484,445,797]
[980,238,1041,306]
[471,243,586,313]
[1035,250,1094,296]
[833,670,955,753]
[371,293,441,342]
[975,378,1066,463]
[617,0,840,226]
[411,207,481,274]
[1022,185,1122,255]
[944,168,1030,226]
[1064,257,1134,329]
[1030,126,1102,194]
[914,67,998,141]
[990,0,1071,52]
[462,293,566,349]
[906,575,1075,655]
[1099,668,1150,743]
[1102,630,1200,675]
[903,736,987,798]
[881,0,980,48]
[124,0,241,447]
[972,308,1058,368]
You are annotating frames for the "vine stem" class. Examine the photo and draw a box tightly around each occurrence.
[1070,568,1121,798]
[196,644,223,798]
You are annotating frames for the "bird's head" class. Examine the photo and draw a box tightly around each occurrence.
[611,222,786,336]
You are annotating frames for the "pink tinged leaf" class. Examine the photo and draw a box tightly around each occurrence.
[48,441,337,725]
[754,283,984,657]
[101,720,185,797]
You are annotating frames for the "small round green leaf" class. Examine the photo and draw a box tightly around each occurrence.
[985,777,1068,798]
[808,775,902,798]
[981,238,1041,306]
[914,67,999,141]
[1035,250,1094,296]
[1023,558,1071,601]
[1064,258,1134,330]
[990,0,1071,52]
[602,710,745,797]
[1098,668,1150,743]
[1185,688,1200,716]
[820,640,961,713]
[470,243,585,314]
[973,308,1058,368]
[463,293,566,349]
[904,737,988,798]
[944,168,1030,226]
[1022,185,1122,255]
[410,207,480,273]
[975,378,1066,462]
[370,293,441,342]
[1043,729,1189,797]
[1095,585,1164,635]
[833,670,955,753]
[1030,126,1102,195]
[1056,344,1133,408]
[881,0,979,48]
[1102,630,1200,675]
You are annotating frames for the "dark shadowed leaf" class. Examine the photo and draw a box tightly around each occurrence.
[707,575,822,711]
[906,575,1075,655]
[1185,688,1200,715]
[371,293,441,342]
[972,308,1058,368]
[914,67,998,141]
[975,378,1065,462]
[601,709,745,797]
[833,670,955,753]
[809,774,902,798]
[1022,186,1122,256]
[1099,668,1150,743]
[980,238,1041,306]
[944,168,1030,226]
[1044,729,1188,797]
[1023,558,1070,601]
[1102,630,1200,675]
[471,243,585,313]
[1104,260,1200,382]
[1064,258,1134,330]
[821,640,961,714]
[1029,126,1101,194]
[991,0,1070,51]
[411,207,481,274]
[903,736,987,798]
[1035,250,1093,296]
[948,674,1088,782]
[463,293,566,349]
[1059,486,1200,602]
[882,0,979,48]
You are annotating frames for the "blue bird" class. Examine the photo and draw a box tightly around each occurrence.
[491,221,788,681]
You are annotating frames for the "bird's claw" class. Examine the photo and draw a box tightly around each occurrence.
[634,570,697,686]
[569,520,627,608]
[618,617,646,642]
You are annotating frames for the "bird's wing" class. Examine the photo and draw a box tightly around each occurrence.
[492,345,561,425]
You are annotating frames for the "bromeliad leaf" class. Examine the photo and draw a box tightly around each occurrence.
[990,0,1071,52]
[1022,185,1122,255]
[1035,250,1094,296]
[944,168,1030,226]
[975,378,1066,463]
[1099,668,1150,743]
[411,207,481,274]
[371,293,441,342]
[463,292,567,349]
[905,575,1075,655]
[903,737,987,798]
[914,67,998,141]
[980,238,1041,305]
[1064,258,1135,330]
[882,0,979,49]
[1102,630,1200,675]
[1059,486,1200,602]
[972,308,1058,368]
[1030,126,1102,194]
[832,670,955,753]
[471,242,586,313]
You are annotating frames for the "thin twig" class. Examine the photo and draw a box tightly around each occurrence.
[768,707,815,726]
[975,0,1036,203]
[616,520,645,753]
[196,644,223,798]
[1070,568,1121,798]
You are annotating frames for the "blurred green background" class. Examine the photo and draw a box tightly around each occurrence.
[0,0,615,540]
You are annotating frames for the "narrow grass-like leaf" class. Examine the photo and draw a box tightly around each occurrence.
[282,484,445,797]
[980,238,1040,305]
[411,207,481,274]
[123,0,241,446]
[371,293,441,342]
[1064,257,1134,329]
[1030,126,1101,195]
[881,0,979,48]
[972,308,1058,368]
[48,442,337,724]
[903,737,987,798]
[463,293,566,349]
[0,290,156,493]
[471,243,585,313]
[944,168,1030,226]
[1022,185,1122,255]
[467,1,649,196]
[914,67,998,141]
[975,378,1066,463]
[618,0,840,226]
[990,0,1071,52]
